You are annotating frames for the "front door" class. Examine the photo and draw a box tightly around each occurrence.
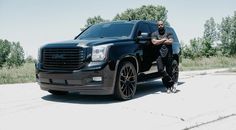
[136,22,157,72]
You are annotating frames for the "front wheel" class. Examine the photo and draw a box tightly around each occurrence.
[114,61,137,100]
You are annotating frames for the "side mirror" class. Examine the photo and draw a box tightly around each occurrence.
[137,32,149,39]
[136,32,151,44]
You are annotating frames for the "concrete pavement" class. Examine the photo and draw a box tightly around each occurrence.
[0,69,236,130]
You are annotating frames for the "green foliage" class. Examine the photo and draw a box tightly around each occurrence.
[181,38,204,59]
[0,62,35,84]
[201,39,217,57]
[6,42,25,68]
[229,11,236,55]
[203,17,218,43]
[0,39,25,68]
[202,17,217,57]
[219,11,236,55]
[180,56,236,71]
[113,5,169,25]
[182,13,236,59]
[81,5,169,31]
[219,16,232,55]
[0,39,11,68]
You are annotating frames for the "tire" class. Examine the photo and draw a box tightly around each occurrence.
[114,61,137,100]
[48,90,68,95]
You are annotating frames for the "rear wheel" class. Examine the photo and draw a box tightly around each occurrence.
[114,61,137,100]
[48,90,68,95]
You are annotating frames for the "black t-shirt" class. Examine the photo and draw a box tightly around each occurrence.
[151,30,173,57]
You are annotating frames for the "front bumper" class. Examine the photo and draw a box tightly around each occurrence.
[35,62,116,95]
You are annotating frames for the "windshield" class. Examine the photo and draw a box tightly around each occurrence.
[77,23,134,39]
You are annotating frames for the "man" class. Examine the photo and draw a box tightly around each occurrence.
[151,21,177,93]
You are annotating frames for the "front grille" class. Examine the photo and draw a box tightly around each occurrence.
[42,48,85,70]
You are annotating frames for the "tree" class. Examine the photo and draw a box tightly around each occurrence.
[81,5,169,31]
[181,43,194,59]
[81,15,108,31]
[182,38,203,59]
[219,16,231,55]
[202,17,217,57]
[190,38,203,58]
[0,39,11,68]
[6,42,25,68]
[229,11,236,55]
[203,17,218,43]
[201,39,216,57]
[113,5,169,25]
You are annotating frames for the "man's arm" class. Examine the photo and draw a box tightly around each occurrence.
[152,38,166,45]
[163,38,173,45]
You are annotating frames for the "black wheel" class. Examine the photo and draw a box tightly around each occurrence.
[48,90,68,95]
[114,61,137,100]
[171,59,179,83]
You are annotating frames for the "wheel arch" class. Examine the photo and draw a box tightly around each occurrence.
[116,55,139,73]
[111,55,139,94]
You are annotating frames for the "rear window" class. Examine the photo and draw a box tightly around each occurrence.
[77,23,134,39]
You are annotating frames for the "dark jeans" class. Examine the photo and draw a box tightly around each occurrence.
[156,55,174,89]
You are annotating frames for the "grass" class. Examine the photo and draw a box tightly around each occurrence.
[0,62,36,84]
[0,56,235,84]
[180,56,236,71]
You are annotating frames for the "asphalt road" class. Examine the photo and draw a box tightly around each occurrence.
[0,69,236,130]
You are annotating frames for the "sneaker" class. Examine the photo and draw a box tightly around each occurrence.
[171,83,177,93]
[174,82,178,88]
[166,88,171,94]
[171,86,177,93]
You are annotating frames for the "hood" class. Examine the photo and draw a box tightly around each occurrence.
[42,37,131,48]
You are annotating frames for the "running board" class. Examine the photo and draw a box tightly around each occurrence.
[137,72,161,82]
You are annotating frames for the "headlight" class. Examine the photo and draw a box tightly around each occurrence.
[37,48,42,62]
[92,44,113,61]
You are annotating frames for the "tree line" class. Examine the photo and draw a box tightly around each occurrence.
[0,39,25,68]
[182,12,236,59]
[81,5,168,31]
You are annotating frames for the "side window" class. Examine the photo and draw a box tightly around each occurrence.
[150,24,157,33]
[136,23,151,36]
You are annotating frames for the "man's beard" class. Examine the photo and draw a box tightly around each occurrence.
[158,28,165,35]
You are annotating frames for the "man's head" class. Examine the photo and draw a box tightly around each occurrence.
[157,21,165,35]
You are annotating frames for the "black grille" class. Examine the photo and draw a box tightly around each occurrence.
[42,48,85,70]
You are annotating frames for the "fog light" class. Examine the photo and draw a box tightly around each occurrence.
[92,77,102,82]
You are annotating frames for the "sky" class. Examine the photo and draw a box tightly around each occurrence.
[0,0,235,58]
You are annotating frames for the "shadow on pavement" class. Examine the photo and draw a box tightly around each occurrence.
[41,80,185,104]
[135,80,184,98]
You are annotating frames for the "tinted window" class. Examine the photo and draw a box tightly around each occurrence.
[77,23,134,39]
[150,24,157,33]
[136,23,151,36]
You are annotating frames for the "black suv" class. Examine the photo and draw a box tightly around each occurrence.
[35,20,180,100]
